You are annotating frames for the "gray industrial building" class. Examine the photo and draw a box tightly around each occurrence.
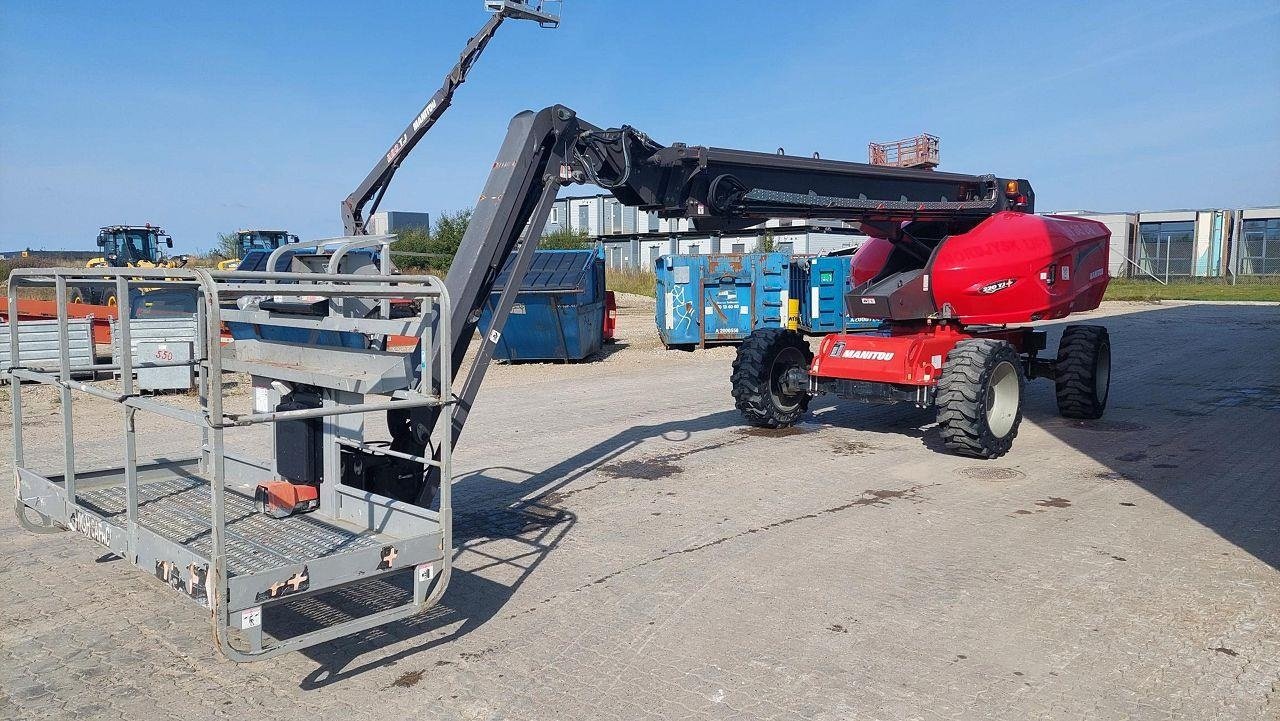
[544,193,694,237]
[1054,206,1280,281]
[369,210,431,235]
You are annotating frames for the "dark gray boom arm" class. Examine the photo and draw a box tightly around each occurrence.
[407,106,593,503]
[574,132,1033,230]
[340,2,558,235]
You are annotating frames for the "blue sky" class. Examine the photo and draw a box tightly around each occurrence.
[2,1,1277,254]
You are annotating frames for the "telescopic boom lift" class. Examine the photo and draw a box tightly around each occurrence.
[394,104,1110,505]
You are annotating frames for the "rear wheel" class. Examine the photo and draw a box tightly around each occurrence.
[66,287,85,305]
[1055,325,1110,419]
[731,328,813,428]
[936,339,1024,459]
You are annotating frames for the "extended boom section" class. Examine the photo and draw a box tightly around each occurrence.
[341,1,560,235]
[592,141,1031,230]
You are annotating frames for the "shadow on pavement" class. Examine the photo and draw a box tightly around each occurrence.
[814,303,1280,571]
[286,409,744,687]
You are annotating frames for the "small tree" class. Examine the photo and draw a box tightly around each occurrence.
[432,208,472,260]
[539,226,590,250]
[391,208,473,271]
[758,230,775,253]
[391,228,434,271]
[215,231,240,259]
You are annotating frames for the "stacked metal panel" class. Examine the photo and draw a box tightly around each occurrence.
[0,318,95,375]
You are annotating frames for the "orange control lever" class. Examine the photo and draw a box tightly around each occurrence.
[254,482,320,518]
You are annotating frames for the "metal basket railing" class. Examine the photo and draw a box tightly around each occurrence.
[5,265,456,661]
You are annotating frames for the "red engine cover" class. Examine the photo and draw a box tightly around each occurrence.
[927,212,1110,324]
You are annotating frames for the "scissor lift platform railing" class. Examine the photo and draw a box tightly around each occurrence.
[6,265,455,661]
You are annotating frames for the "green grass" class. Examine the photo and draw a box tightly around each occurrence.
[607,268,656,297]
[1104,278,1280,302]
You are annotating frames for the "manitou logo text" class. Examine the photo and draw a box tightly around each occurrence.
[411,100,439,132]
[842,350,895,361]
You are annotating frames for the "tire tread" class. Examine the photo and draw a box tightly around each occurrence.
[731,328,813,428]
[1055,325,1110,419]
[936,339,1024,459]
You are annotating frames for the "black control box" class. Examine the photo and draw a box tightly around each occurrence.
[275,389,324,485]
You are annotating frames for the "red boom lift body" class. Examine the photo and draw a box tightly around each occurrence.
[812,211,1110,390]
[735,204,1114,459]
[925,212,1110,324]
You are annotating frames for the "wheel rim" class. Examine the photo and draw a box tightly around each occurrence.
[1095,343,1111,406]
[984,360,1019,438]
[769,346,805,411]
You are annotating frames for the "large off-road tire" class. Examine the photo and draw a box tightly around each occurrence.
[1055,325,1110,419]
[731,328,813,428]
[68,287,112,306]
[936,339,1025,459]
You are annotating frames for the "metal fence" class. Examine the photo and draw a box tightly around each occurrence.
[0,318,94,375]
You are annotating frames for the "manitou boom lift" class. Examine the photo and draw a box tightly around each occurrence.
[7,110,1109,660]
[384,104,1111,508]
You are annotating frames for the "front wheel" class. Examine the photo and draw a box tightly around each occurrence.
[936,339,1025,459]
[731,328,813,428]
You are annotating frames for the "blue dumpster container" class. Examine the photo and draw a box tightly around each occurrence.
[792,254,882,334]
[478,248,606,361]
[655,252,790,347]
